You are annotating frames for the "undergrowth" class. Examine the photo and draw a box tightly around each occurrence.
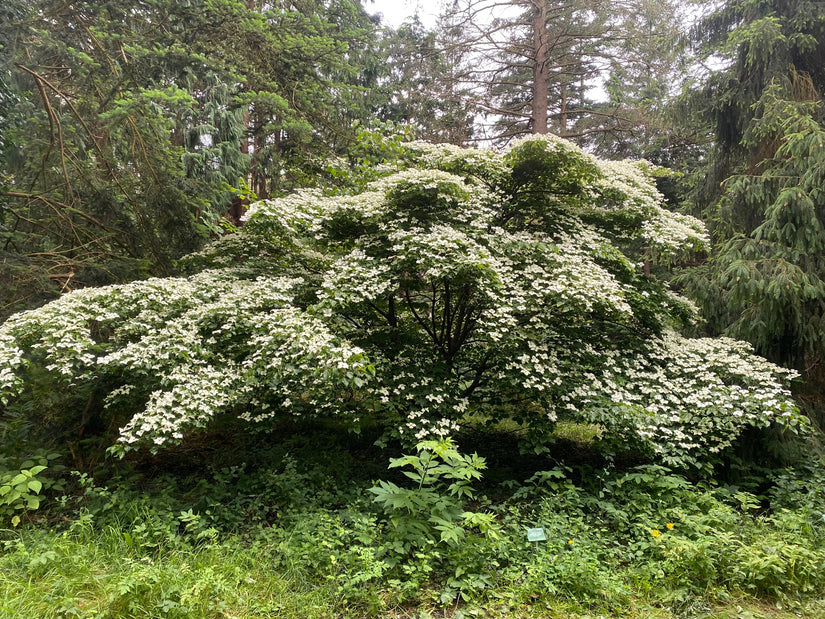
[0,422,824,618]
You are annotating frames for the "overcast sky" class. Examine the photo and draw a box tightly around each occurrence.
[363,0,441,28]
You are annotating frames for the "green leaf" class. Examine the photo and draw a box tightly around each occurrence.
[9,474,27,486]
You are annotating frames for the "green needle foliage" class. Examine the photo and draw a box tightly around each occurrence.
[0,0,382,318]
[680,0,825,394]
[684,74,825,368]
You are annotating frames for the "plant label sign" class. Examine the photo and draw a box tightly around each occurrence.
[526,527,547,542]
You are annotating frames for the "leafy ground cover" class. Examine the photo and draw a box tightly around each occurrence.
[1,421,823,618]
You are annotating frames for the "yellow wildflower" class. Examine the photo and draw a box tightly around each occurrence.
[651,529,661,538]
[666,522,674,530]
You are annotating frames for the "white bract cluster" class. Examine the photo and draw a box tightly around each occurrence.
[562,332,798,465]
[0,332,25,404]
[404,141,510,182]
[0,270,372,450]
[0,134,800,464]
[591,158,709,258]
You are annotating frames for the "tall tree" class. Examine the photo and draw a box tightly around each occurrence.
[436,0,684,147]
[687,0,825,213]
[581,0,693,162]
[375,16,476,144]
[0,0,380,317]
[452,0,609,140]
[237,0,382,196]
[678,0,825,419]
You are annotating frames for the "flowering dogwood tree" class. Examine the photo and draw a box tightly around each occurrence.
[0,135,800,466]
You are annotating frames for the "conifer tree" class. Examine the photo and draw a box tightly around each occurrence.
[0,0,380,317]
[376,17,476,144]
[434,0,684,148]
[679,0,825,389]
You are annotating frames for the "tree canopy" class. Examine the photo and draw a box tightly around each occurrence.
[426,0,687,150]
[0,0,381,317]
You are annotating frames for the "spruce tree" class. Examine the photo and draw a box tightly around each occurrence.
[682,1,825,352]
[679,0,825,423]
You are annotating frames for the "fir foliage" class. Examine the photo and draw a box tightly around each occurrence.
[680,0,825,385]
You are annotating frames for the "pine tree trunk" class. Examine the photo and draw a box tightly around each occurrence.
[531,0,549,134]
[560,81,568,135]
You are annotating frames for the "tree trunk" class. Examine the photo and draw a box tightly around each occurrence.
[560,80,568,135]
[531,0,549,134]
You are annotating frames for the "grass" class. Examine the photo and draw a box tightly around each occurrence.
[552,421,604,444]
[0,527,340,618]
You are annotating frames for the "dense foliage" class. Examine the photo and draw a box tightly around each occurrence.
[0,136,801,467]
[681,0,825,378]
[1,429,824,617]
[375,18,476,144]
[2,2,825,616]
[0,0,381,317]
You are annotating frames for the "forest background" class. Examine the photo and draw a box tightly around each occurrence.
[2,0,825,617]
